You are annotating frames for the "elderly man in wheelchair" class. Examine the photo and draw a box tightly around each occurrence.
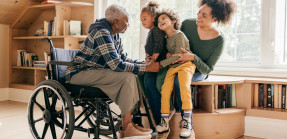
[27,4,159,139]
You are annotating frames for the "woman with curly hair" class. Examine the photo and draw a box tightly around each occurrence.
[145,0,236,138]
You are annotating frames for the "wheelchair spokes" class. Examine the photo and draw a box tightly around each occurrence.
[28,80,75,139]
[84,99,121,136]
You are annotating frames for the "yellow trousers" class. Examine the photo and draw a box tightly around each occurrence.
[161,61,196,114]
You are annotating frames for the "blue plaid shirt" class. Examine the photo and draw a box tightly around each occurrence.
[65,18,145,82]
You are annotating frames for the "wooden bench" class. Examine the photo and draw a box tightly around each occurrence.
[152,75,287,139]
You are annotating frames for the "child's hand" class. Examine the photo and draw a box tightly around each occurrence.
[166,52,172,58]
[145,54,152,63]
[152,53,159,61]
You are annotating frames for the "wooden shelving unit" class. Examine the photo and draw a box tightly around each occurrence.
[9,0,94,90]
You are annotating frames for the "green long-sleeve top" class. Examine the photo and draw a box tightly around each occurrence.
[159,30,190,68]
[181,18,224,75]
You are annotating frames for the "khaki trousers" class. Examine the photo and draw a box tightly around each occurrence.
[70,69,141,115]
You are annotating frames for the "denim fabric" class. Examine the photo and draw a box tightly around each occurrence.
[144,72,162,125]
[174,72,207,128]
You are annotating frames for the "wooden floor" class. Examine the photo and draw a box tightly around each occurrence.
[0,101,262,139]
[0,101,114,139]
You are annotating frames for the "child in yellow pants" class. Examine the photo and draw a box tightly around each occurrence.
[160,61,195,114]
[156,8,196,138]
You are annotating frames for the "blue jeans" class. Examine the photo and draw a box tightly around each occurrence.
[144,71,206,126]
[144,72,162,125]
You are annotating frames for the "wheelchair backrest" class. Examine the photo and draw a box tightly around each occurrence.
[44,38,79,83]
[51,47,78,83]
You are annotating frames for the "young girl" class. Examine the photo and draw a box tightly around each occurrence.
[140,1,169,129]
[140,1,166,63]
[156,8,196,138]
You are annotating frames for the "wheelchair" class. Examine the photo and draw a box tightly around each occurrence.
[27,38,155,139]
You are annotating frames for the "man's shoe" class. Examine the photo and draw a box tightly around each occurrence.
[156,117,169,134]
[120,123,151,139]
[179,117,194,139]
[132,122,153,134]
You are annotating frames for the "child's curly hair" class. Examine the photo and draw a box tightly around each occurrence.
[155,8,181,30]
[198,0,236,25]
[141,1,161,17]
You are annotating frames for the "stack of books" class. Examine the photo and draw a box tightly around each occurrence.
[34,61,46,68]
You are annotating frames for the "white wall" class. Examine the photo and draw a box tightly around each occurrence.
[0,24,9,88]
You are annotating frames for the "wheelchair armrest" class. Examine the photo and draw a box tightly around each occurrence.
[49,60,79,66]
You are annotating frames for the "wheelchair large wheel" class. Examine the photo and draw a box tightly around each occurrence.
[28,80,75,139]
[85,100,121,135]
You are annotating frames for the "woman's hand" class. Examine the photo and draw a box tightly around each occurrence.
[172,48,194,64]
[145,59,161,72]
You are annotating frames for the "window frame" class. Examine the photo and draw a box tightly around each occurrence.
[95,0,287,78]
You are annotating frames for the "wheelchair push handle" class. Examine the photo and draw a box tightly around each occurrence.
[41,37,55,49]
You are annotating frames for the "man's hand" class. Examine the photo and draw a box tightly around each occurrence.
[145,59,161,72]
[172,48,194,64]
[166,52,172,58]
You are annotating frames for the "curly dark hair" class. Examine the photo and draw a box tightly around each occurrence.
[155,8,181,30]
[141,1,161,17]
[198,0,236,25]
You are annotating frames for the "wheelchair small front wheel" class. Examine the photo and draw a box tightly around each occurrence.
[85,100,122,135]
[27,80,75,139]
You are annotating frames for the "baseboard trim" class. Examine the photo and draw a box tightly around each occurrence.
[245,116,287,139]
[8,88,33,103]
[0,88,9,101]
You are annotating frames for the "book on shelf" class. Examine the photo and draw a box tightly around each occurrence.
[231,84,236,107]
[63,20,81,35]
[267,84,272,108]
[44,51,51,64]
[226,84,232,108]
[191,85,201,109]
[63,20,70,36]
[256,83,287,109]
[34,61,46,68]
[43,17,57,36]
[278,85,282,109]
[271,84,274,108]
[70,20,81,35]
[43,21,49,36]
[217,84,233,109]
[282,85,286,109]
[258,83,264,107]
[263,84,268,108]
[17,50,38,67]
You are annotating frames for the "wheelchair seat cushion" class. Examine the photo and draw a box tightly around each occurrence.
[64,83,109,99]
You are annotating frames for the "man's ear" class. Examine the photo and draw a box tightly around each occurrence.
[113,19,119,25]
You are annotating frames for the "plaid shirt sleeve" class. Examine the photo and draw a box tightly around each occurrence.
[95,30,146,74]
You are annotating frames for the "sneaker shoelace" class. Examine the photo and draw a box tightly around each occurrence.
[160,118,167,127]
[180,119,191,129]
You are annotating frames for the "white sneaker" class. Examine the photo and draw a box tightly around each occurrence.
[179,117,195,139]
[156,117,169,134]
